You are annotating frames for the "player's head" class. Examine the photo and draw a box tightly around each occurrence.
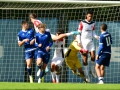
[29,13,37,23]
[38,23,46,32]
[86,11,93,22]
[100,23,107,31]
[56,28,65,36]
[21,21,29,30]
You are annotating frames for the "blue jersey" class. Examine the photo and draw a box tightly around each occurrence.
[18,28,36,52]
[98,32,112,56]
[35,31,53,52]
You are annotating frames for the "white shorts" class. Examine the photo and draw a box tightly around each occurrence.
[52,57,64,66]
[82,41,95,52]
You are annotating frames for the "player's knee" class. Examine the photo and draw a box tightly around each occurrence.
[83,62,88,65]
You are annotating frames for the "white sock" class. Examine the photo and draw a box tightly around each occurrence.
[91,61,95,72]
[84,66,88,76]
[56,75,60,83]
[51,72,56,80]
[98,77,103,81]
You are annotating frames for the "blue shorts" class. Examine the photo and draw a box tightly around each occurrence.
[25,50,35,60]
[34,49,38,60]
[37,51,50,64]
[96,53,111,67]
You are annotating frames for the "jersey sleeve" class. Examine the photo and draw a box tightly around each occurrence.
[48,33,53,47]
[78,21,83,32]
[76,34,81,44]
[17,33,22,42]
[92,23,95,30]
[98,35,104,56]
[34,20,42,27]
[72,41,81,50]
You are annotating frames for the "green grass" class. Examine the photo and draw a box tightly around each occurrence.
[0,82,120,90]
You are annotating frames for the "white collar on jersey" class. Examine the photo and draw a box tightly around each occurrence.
[22,30,27,32]
[102,31,106,34]
[85,19,92,23]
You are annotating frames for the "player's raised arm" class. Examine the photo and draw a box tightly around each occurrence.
[52,31,80,41]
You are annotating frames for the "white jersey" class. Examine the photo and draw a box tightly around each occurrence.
[77,19,96,44]
[51,34,65,58]
[33,20,42,33]
[33,20,50,33]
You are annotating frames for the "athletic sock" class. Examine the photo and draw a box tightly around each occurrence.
[56,74,60,83]
[27,67,32,76]
[40,70,45,79]
[98,76,104,81]
[84,66,88,76]
[51,72,56,81]
[91,61,95,72]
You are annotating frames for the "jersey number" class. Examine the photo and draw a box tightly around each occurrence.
[106,37,111,46]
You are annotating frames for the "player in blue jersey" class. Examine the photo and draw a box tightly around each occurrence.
[95,23,112,84]
[35,23,53,83]
[18,21,35,83]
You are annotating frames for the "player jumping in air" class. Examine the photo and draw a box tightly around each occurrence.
[95,24,112,84]
[77,11,99,82]
[35,23,53,83]
[65,35,88,83]
[17,21,35,83]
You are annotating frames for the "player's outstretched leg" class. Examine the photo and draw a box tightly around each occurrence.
[51,63,56,83]
[26,59,33,83]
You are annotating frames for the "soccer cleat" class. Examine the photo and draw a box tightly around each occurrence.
[85,75,90,83]
[97,80,104,84]
[90,70,97,78]
[45,67,49,75]
[38,78,42,83]
[37,69,41,76]
[29,76,33,83]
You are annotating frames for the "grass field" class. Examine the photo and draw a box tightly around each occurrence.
[0,83,120,90]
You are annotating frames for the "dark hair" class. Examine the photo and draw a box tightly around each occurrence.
[56,28,64,35]
[29,13,37,19]
[86,11,93,15]
[101,23,107,31]
[21,21,28,25]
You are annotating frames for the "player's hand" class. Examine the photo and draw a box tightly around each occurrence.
[30,39,35,45]
[38,44,42,47]
[46,46,50,52]
[95,36,99,40]
[71,31,80,35]
[23,39,29,42]
[96,55,99,60]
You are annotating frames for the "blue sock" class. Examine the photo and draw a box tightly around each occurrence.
[40,70,45,79]
[27,67,32,76]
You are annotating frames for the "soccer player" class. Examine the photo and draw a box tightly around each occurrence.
[65,35,88,83]
[95,24,112,84]
[51,29,65,83]
[17,21,35,83]
[35,23,53,83]
[77,11,99,82]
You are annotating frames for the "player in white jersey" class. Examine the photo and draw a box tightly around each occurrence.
[29,13,50,33]
[77,11,99,82]
[51,29,65,83]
